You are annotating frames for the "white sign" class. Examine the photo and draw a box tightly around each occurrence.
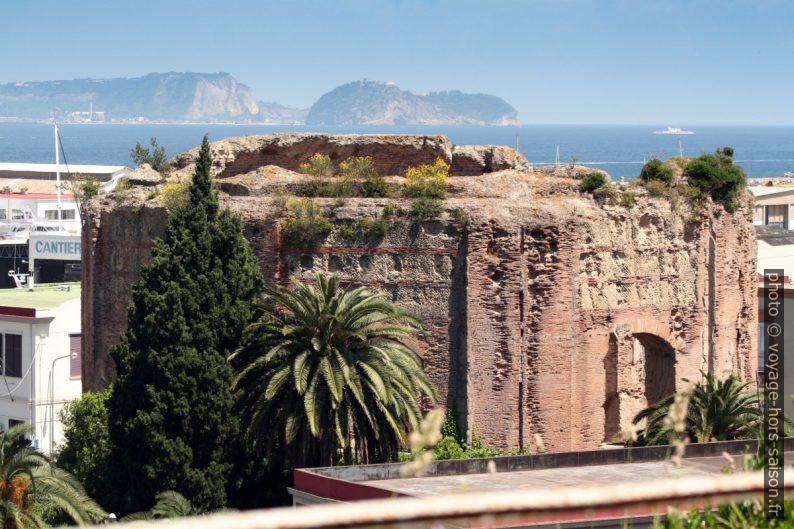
[29,234,82,261]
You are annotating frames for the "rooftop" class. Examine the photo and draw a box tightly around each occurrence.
[0,282,81,310]
[0,162,127,175]
[749,185,794,197]
[358,453,764,496]
[293,439,792,503]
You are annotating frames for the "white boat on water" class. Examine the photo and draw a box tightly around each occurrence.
[653,126,694,135]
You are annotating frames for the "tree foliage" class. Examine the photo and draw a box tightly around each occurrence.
[639,158,674,183]
[55,390,112,511]
[632,372,761,446]
[108,136,263,514]
[0,425,105,528]
[232,273,437,468]
[130,136,169,174]
[578,172,608,193]
[685,147,747,213]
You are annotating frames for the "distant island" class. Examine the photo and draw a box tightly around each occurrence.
[0,73,518,126]
[306,80,519,126]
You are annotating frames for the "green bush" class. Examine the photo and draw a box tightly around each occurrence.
[592,182,618,201]
[619,190,636,208]
[433,436,466,460]
[685,147,747,213]
[382,202,396,217]
[56,389,113,510]
[579,172,608,193]
[652,500,794,528]
[280,199,333,249]
[404,158,449,199]
[337,224,357,239]
[441,409,463,444]
[410,197,443,219]
[357,216,390,237]
[639,158,674,183]
[361,176,394,198]
[449,207,469,225]
[646,179,669,197]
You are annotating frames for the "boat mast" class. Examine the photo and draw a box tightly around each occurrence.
[54,122,61,230]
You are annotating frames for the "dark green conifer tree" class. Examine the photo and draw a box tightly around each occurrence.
[107,136,263,514]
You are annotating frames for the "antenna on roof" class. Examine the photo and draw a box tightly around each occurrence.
[54,123,61,231]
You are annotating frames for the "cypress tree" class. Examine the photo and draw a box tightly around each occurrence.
[107,136,263,513]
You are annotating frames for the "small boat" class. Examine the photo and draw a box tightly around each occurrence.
[653,126,694,135]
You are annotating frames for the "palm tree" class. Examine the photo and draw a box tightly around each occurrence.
[232,273,437,467]
[632,372,761,445]
[0,424,106,529]
[121,491,197,521]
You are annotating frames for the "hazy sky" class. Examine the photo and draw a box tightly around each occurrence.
[2,0,792,125]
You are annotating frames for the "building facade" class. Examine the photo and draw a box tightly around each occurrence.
[0,285,82,453]
[751,186,794,230]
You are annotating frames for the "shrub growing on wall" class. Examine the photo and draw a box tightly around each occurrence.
[404,158,449,199]
[685,147,747,213]
[639,158,674,183]
[578,172,608,193]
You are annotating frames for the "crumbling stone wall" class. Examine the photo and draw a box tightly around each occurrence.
[82,134,757,452]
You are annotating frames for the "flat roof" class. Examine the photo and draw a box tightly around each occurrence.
[0,163,127,174]
[293,438,793,504]
[0,282,80,309]
[359,453,773,496]
[750,185,794,197]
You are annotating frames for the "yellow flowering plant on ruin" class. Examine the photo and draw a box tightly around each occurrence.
[404,158,449,199]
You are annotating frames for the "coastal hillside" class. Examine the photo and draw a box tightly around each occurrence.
[0,72,261,122]
[305,80,519,126]
[256,101,308,124]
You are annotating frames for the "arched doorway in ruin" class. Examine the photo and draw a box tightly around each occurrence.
[604,331,677,442]
[634,332,676,406]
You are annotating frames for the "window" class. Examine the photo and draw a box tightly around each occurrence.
[7,419,24,429]
[44,209,77,220]
[1,333,22,378]
[69,334,81,379]
[11,209,24,220]
[0,209,6,220]
[766,205,787,228]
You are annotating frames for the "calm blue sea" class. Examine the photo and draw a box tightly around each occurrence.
[0,123,792,179]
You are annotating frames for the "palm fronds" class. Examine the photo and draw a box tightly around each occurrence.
[232,273,438,467]
[0,425,106,528]
[633,371,761,445]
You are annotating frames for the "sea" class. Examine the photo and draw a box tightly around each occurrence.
[0,123,792,179]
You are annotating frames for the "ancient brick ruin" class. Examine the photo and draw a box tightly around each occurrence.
[81,133,757,451]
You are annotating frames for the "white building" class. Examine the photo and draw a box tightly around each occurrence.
[751,185,794,230]
[0,283,82,453]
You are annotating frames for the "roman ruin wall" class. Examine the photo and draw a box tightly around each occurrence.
[81,134,757,451]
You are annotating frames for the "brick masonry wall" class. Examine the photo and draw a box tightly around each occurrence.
[82,194,757,452]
